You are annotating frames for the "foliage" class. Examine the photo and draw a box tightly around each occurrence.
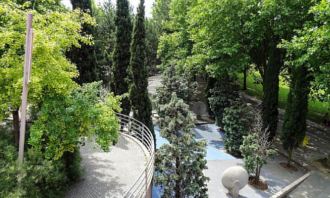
[188,0,249,75]
[0,1,93,121]
[0,127,71,198]
[67,0,98,84]
[129,0,154,139]
[188,0,314,139]
[145,19,160,75]
[152,0,171,34]
[238,72,329,122]
[29,82,121,160]
[222,102,254,157]
[155,93,208,198]
[208,76,239,126]
[281,66,312,165]
[154,65,197,109]
[92,0,116,89]
[279,0,330,164]
[111,0,132,115]
[240,115,275,181]
[281,0,330,103]
[157,0,195,72]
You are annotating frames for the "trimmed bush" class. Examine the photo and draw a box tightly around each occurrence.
[222,102,253,156]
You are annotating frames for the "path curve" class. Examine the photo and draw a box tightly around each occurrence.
[66,134,148,198]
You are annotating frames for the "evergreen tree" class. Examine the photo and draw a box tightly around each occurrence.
[93,0,116,90]
[129,0,154,138]
[155,93,208,198]
[68,0,97,84]
[154,65,197,108]
[281,65,311,166]
[112,0,132,115]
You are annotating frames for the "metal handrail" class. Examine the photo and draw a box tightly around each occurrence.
[116,113,155,198]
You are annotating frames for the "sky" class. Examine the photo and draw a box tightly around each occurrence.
[61,0,154,18]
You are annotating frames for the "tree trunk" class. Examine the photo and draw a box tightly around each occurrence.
[262,43,282,140]
[12,109,20,146]
[175,156,181,198]
[255,164,261,182]
[287,147,293,166]
[327,154,330,167]
[243,66,247,90]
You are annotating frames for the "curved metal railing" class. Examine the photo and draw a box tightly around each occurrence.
[116,113,155,198]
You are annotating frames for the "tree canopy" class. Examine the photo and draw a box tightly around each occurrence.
[0,1,94,121]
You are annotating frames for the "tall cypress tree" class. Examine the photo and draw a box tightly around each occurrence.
[69,0,97,84]
[129,0,154,135]
[112,0,132,115]
[281,65,311,166]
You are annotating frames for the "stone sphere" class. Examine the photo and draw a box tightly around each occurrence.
[221,166,249,198]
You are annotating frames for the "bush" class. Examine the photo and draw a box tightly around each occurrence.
[208,76,239,126]
[239,115,275,181]
[222,102,253,156]
[0,128,69,198]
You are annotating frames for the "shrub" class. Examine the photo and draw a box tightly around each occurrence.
[222,102,253,156]
[0,128,69,198]
[208,76,239,126]
[240,115,275,181]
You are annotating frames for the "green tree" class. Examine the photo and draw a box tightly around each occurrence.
[93,0,116,89]
[111,0,132,115]
[189,0,314,140]
[240,114,275,183]
[29,82,120,160]
[145,19,160,75]
[282,0,330,105]
[157,0,196,72]
[68,0,98,84]
[155,93,208,198]
[154,65,196,108]
[0,2,94,145]
[280,0,330,165]
[0,83,121,198]
[152,0,171,34]
[129,0,154,138]
[281,66,311,166]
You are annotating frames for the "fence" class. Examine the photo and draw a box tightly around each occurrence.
[116,113,155,198]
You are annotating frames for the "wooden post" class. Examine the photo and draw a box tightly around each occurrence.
[18,13,33,166]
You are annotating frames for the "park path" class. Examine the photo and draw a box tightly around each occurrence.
[148,75,330,198]
[66,134,147,198]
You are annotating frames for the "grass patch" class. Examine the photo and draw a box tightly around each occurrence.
[238,72,329,123]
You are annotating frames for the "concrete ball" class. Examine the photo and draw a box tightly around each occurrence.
[221,166,249,198]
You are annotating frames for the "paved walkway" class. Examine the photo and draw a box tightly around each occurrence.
[148,75,330,197]
[66,134,147,198]
[153,124,305,198]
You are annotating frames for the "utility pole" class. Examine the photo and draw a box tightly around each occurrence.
[18,13,33,166]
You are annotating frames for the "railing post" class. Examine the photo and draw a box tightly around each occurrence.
[145,166,148,197]
[142,127,145,146]
[116,113,154,197]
